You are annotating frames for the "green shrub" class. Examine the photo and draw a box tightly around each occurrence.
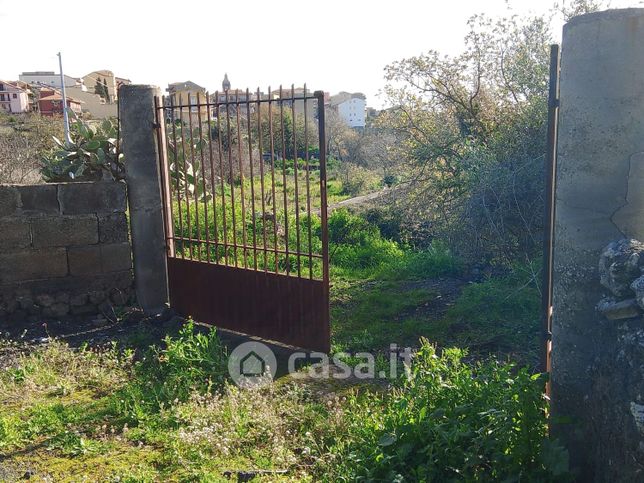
[383,173,397,187]
[387,241,462,280]
[321,341,569,481]
[41,118,123,182]
[329,209,460,280]
[329,209,404,272]
[114,321,227,423]
[329,208,378,246]
[436,263,541,364]
[332,237,404,271]
[337,162,381,197]
[364,206,404,242]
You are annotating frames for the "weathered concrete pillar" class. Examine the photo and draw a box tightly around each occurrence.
[120,85,169,314]
[552,9,644,481]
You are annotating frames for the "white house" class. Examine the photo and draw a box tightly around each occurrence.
[0,81,30,113]
[330,92,366,128]
[19,71,78,89]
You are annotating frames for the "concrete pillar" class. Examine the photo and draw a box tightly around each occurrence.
[552,9,644,481]
[119,85,169,314]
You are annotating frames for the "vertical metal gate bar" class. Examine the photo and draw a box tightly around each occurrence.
[186,96,202,260]
[316,90,330,288]
[267,88,279,273]
[246,89,259,270]
[186,94,201,260]
[256,88,269,272]
[178,94,194,259]
[205,92,220,264]
[542,44,560,379]
[291,85,302,278]
[303,85,313,279]
[169,96,184,259]
[196,92,211,263]
[224,90,238,267]
[235,91,248,269]
[279,86,290,276]
[215,93,229,265]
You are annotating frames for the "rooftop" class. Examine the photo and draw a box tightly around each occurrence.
[39,93,82,103]
[167,81,206,92]
[21,71,56,76]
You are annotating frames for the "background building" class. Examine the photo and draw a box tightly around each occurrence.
[215,74,255,114]
[330,92,367,128]
[268,85,323,122]
[37,89,82,117]
[166,80,208,123]
[19,71,78,89]
[0,81,30,113]
[81,70,130,104]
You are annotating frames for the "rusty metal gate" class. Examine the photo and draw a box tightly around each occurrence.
[154,86,330,352]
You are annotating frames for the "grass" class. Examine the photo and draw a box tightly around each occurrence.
[0,328,343,481]
[0,330,566,481]
[323,207,540,364]
[428,268,542,367]
[331,279,439,353]
[331,264,542,367]
[0,326,328,481]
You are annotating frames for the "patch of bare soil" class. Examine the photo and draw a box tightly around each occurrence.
[398,277,466,321]
[0,309,184,353]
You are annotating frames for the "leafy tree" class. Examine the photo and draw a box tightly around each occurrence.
[93,77,110,103]
[254,103,319,160]
[325,108,354,160]
[376,10,555,263]
[557,0,607,21]
[94,77,104,99]
[103,78,110,103]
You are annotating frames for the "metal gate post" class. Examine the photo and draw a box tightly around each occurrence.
[315,90,331,351]
[541,44,560,385]
[120,85,169,315]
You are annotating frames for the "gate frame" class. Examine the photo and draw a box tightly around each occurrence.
[154,88,331,352]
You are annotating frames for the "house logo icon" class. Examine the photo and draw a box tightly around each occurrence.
[228,341,277,387]
[240,351,266,377]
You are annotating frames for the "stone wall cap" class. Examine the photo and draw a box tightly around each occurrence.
[0,181,125,188]
[565,8,644,31]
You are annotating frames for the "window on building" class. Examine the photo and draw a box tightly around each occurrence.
[12,94,17,99]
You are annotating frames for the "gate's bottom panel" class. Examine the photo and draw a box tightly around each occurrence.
[167,257,330,352]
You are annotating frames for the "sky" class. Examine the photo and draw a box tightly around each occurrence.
[1,0,642,108]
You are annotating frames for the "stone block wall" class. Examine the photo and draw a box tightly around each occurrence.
[0,181,133,323]
[552,9,644,480]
